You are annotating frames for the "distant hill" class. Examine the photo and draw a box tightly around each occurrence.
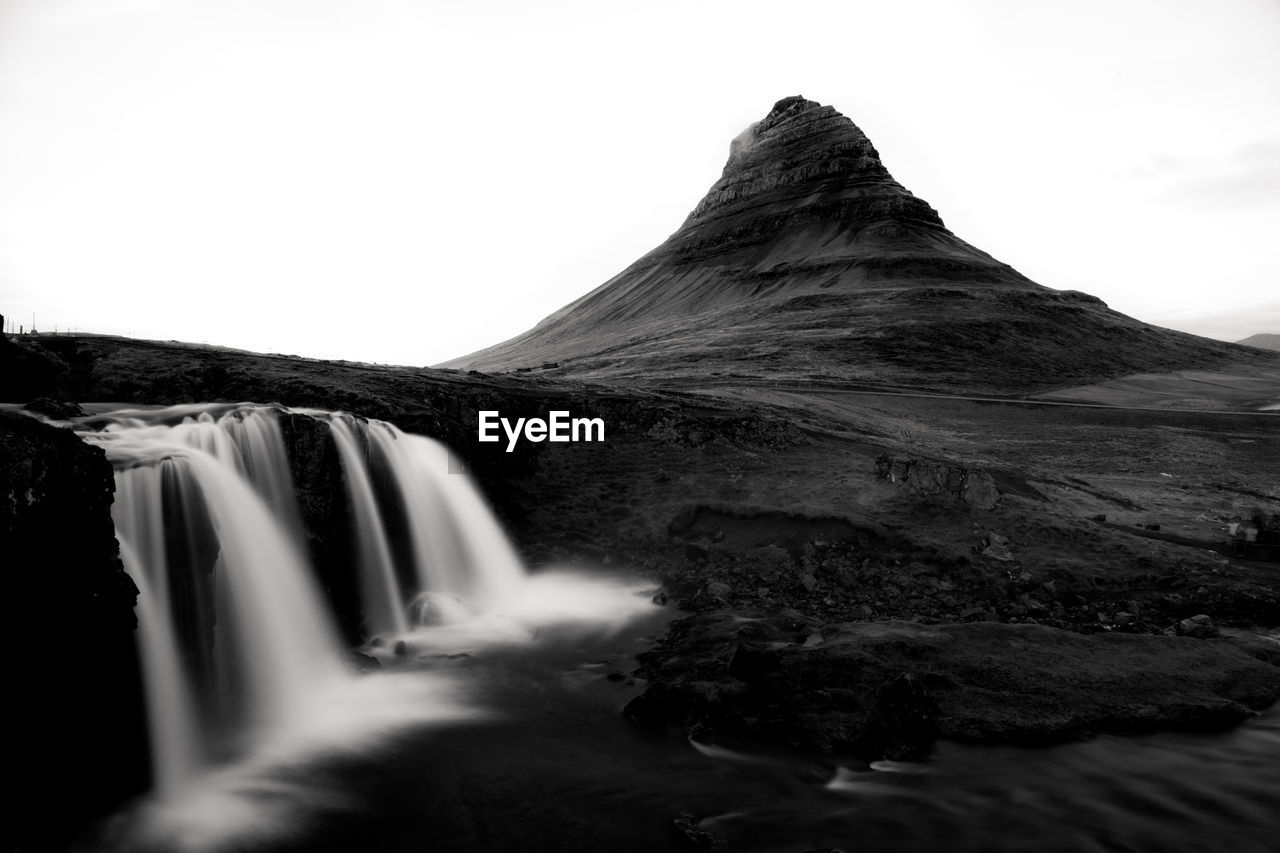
[1236,333,1280,352]
[442,96,1276,394]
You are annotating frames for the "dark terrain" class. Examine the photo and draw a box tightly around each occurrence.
[6,330,1279,752]
[2,95,1278,848]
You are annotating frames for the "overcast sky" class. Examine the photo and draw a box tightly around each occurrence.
[1,0,1277,365]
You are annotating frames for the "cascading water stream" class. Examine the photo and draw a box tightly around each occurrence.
[360,419,525,618]
[50,402,662,851]
[117,537,204,797]
[90,408,352,796]
[328,415,409,636]
[74,402,535,802]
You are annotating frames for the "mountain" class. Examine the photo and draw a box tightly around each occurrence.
[1236,333,1280,352]
[443,96,1276,393]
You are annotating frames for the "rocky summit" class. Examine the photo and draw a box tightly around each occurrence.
[444,96,1274,393]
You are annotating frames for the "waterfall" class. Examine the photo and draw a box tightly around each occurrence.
[359,419,525,617]
[329,415,409,636]
[117,535,204,796]
[76,402,528,798]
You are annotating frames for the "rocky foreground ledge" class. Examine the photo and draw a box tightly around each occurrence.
[625,609,1280,760]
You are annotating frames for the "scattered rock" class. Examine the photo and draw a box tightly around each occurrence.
[409,591,470,626]
[1177,614,1220,639]
[875,455,1000,510]
[705,580,731,600]
[671,812,726,851]
[349,652,381,672]
[982,543,1013,562]
[24,397,86,419]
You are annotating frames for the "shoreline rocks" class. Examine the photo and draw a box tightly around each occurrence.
[626,610,1280,756]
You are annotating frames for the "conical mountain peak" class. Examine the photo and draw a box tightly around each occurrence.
[678,96,947,256]
[442,97,1266,393]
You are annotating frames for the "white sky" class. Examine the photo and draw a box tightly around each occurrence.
[1,0,1277,365]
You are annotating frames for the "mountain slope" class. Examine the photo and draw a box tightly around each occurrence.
[1237,333,1280,352]
[443,96,1277,393]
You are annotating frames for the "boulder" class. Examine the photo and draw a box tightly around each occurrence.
[875,455,1000,510]
[24,397,86,420]
[1177,614,1220,639]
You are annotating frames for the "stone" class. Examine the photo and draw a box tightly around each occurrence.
[409,591,471,626]
[876,455,1001,510]
[982,543,1014,562]
[24,397,86,419]
[349,652,381,672]
[705,580,731,599]
[1177,615,1220,639]
[672,813,726,851]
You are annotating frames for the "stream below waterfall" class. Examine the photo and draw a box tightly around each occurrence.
[86,598,1280,853]
[37,402,1280,853]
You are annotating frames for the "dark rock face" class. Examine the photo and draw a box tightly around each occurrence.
[443,97,1275,392]
[0,412,148,850]
[276,412,368,643]
[674,95,947,264]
